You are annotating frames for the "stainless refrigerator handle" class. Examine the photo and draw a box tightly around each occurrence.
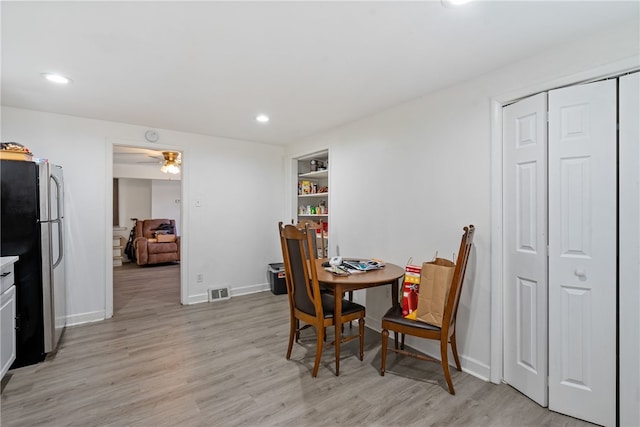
[52,219,63,268]
[51,174,64,268]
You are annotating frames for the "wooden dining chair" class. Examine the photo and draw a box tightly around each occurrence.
[278,222,365,377]
[295,218,356,309]
[294,219,326,258]
[380,225,475,394]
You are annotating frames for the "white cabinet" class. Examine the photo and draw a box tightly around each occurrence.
[1,256,18,379]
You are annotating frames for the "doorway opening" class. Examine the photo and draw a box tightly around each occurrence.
[106,141,186,319]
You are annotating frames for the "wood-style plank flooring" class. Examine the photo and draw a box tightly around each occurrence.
[1,262,595,426]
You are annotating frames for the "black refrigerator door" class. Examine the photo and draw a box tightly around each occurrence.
[0,160,46,366]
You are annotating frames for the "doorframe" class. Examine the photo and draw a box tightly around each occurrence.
[489,57,639,384]
[104,138,189,318]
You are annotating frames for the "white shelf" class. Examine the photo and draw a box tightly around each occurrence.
[298,170,328,179]
[298,192,328,198]
[296,150,329,256]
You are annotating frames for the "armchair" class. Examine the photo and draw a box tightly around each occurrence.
[133,219,180,266]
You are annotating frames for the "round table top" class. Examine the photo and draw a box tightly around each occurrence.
[315,259,405,288]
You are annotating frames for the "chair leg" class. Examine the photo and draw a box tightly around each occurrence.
[358,317,365,361]
[450,332,462,371]
[393,331,399,350]
[286,316,296,360]
[295,319,300,343]
[401,333,405,350]
[348,291,354,329]
[441,340,455,395]
[381,329,389,376]
[312,325,325,377]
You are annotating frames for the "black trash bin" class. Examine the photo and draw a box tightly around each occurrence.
[268,263,287,295]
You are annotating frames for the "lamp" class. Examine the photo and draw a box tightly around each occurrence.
[160,151,181,174]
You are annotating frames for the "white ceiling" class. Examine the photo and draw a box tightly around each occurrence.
[2,1,638,146]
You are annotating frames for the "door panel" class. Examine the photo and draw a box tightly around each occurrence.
[619,72,640,427]
[548,80,616,427]
[503,92,548,406]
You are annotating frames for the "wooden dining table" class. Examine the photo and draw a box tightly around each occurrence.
[315,259,405,376]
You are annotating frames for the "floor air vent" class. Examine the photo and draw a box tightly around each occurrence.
[208,287,230,302]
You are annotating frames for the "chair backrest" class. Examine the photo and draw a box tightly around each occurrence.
[443,225,475,332]
[278,222,323,318]
[294,219,326,258]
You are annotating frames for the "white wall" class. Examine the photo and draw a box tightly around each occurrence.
[1,108,286,324]
[118,178,152,229]
[114,162,182,236]
[285,24,639,380]
[116,178,181,234]
[151,180,181,236]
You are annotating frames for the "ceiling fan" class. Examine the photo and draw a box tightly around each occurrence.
[134,154,163,164]
[160,151,181,174]
[113,147,181,173]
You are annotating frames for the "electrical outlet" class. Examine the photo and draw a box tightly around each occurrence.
[196,273,203,283]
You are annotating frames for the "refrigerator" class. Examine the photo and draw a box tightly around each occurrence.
[0,160,66,368]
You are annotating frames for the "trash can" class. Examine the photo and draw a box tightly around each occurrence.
[268,263,287,295]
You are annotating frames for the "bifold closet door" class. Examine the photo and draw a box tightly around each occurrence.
[502,92,548,407]
[619,71,640,427]
[548,80,616,427]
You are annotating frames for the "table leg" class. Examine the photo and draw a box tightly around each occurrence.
[334,283,343,376]
[391,277,400,308]
[392,278,402,350]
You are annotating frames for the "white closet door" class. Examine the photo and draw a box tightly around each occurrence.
[619,71,640,427]
[548,80,616,427]
[503,93,548,406]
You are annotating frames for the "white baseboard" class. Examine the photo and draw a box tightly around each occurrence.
[230,282,270,297]
[186,283,271,305]
[186,293,209,304]
[66,310,105,326]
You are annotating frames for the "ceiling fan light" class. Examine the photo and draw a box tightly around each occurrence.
[160,151,181,174]
[161,163,180,174]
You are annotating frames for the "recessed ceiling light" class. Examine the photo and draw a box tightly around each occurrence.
[41,73,72,84]
[442,0,474,7]
[256,114,270,123]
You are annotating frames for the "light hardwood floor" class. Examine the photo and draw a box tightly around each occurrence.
[1,263,595,427]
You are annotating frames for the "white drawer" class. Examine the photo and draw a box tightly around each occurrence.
[0,262,15,294]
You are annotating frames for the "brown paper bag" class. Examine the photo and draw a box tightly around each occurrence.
[416,258,455,327]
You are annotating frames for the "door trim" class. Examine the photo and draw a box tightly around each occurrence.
[489,57,639,384]
[104,138,189,319]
